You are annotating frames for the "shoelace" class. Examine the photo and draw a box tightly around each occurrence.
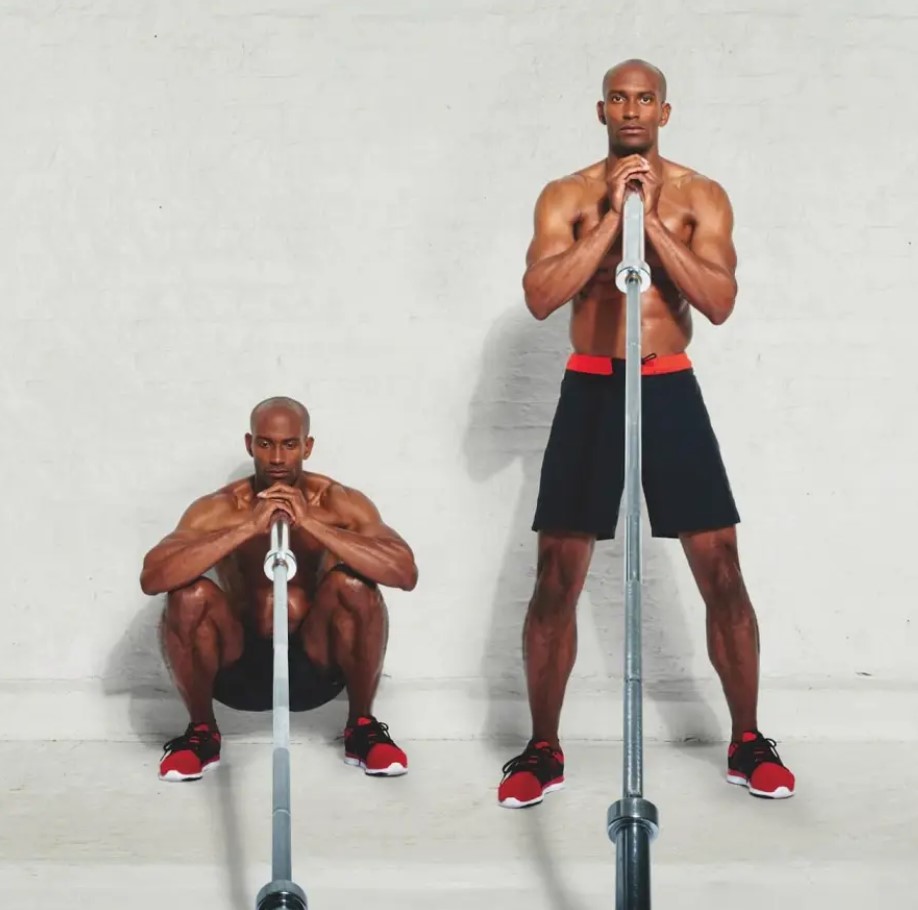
[744,736,782,766]
[350,719,394,746]
[163,724,214,754]
[502,743,555,776]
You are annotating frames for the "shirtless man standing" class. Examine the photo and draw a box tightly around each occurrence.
[497,60,795,807]
[140,396,417,782]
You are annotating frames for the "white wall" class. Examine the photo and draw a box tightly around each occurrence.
[2,0,916,741]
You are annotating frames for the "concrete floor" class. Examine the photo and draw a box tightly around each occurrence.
[3,736,915,909]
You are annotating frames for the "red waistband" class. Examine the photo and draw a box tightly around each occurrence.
[566,352,692,376]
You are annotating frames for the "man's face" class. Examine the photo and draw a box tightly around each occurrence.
[597,67,671,155]
[245,407,313,488]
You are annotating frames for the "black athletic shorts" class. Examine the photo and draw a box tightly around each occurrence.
[213,629,346,712]
[214,628,344,711]
[532,352,740,540]
[211,562,372,713]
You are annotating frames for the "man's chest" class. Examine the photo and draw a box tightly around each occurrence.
[576,189,695,248]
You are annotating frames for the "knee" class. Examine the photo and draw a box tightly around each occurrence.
[530,549,586,621]
[698,544,746,611]
[320,567,383,616]
[163,578,220,635]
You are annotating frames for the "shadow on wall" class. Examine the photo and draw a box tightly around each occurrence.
[462,305,722,754]
[103,604,255,910]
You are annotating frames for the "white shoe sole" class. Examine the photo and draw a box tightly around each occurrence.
[159,758,221,783]
[499,780,565,809]
[726,771,794,799]
[344,756,408,777]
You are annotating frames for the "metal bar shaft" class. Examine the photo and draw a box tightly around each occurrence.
[619,190,647,800]
[271,518,293,883]
[615,824,652,910]
[623,267,643,799]
[608,190,658,910]
[257,519,307,910]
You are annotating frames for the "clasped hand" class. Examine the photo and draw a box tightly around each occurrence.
[606,154,662,216]
[250,483,320,534]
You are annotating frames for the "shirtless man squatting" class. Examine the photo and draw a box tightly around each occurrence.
[497,59,796,807]
[141,396,418,782]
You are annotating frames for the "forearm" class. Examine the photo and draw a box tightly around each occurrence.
[523,210,622,320]
[298,521,417,591]
[140,522,253,595]
[645,214,737,325]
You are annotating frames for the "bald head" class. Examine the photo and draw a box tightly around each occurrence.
[597,58,671,155]
[246,396,313,488]
[602,59,667,102]
[249,396,310,436]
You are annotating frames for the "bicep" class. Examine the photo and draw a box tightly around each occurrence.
[152,496,233,549]
[525,181,578,268]
[689,182,738,277]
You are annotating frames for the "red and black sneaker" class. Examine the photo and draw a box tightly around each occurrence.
[344,716,408,776]
[498,740,565,808]
[727,730,795,799]
[159,722,222,782]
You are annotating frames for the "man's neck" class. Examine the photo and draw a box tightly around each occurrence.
[250,472,307,494]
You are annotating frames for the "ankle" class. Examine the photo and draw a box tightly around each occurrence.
[532,734,561,752]
[347,712,374,727]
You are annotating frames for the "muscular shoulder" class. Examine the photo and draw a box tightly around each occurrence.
[536,164,603,218]
[664,161,732,215]
[316,478,381,528]
[176,486,242,531]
